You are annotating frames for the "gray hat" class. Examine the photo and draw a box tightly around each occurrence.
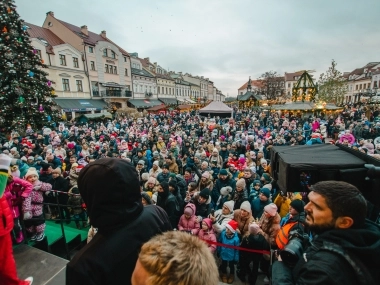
[153,151,159,157]
[138,160,145,165]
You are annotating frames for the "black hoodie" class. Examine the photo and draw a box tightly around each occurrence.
[66,158,172,285]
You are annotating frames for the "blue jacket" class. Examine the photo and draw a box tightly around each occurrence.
[218,229,240,262]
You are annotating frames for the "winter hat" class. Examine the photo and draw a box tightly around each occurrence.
[27,156,34,161]
[184,205,194,216]
[153,151,159,157]
[0,154,12,197]
[25,167,39,179]
[220,186,232,196]
[249,223,261,235]
[141,192,152,205]
[262,173,271,182]
[202,218,212,229]
[141,172,149,181]
[67,142,75,149]
[168,180,177,189]
[223,200,235,212]
[252,179,261,187]
[290,199,305,213]
[238,157,246,164]
[162,164,169,170]
[138,160,145,165]
[169,173,176,179]
[153,160,159,166]
[219,169,228,176]
[264,203,278,217]
[226,220,238,233]
[71,163,79,168]
[236,178,246,189]
[147,177,156,184]
[199,188,210,199]
[21,156,27,162]
[52,168,62,175]
[202,171,210,179]
[260,187,271,199]
[240,201,251,212]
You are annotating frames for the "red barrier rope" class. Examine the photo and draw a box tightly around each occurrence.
[201,239,271,255]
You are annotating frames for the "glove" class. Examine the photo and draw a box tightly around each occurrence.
[0,154,12,171]
[34,185,41,190]
[23,212,32,220]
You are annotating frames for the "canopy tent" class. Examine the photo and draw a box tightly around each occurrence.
[199,101,233,118]
[146,104,166,112]
[76,111,113,123]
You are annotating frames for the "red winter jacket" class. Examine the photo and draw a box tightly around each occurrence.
[0,196,14,236]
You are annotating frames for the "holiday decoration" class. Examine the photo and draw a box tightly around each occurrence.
[0,0,60,132]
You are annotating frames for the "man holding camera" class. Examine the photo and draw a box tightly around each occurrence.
[272,181,380,285]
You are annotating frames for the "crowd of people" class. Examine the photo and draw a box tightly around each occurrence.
[1,102,380,285]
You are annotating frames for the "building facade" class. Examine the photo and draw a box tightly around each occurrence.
[284,71,304,98]
[42,11,133,109]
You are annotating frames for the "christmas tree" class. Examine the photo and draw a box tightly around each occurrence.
[0,0,60,134]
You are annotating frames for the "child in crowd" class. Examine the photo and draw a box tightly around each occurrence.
[67,186,87,229]
[197,218,216,253]
[249,179,262,203]
[218,220,240,284]
[237,222,270,285]
[23,167,52,241]
[68,163,79,187]
[177,203,200,235]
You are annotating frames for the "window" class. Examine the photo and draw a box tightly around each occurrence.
[134,84,137,92]
[62,79,70,91]
[359,84,362,90]
[356,85,359,90]
[158,86,160,94]
[124,57,127,62]
[89,46,94,53]
[111,50,116,59]
[76,80,83,92]
[166,87,168,94]
[132,63,136,68]
[90,61,95,71]
[59,54,66,66]
[137,64,140,69]
[113,66,117,74]
[73,57,79,68]
[125,68,128,76]
[105,64,109,73]
[109,65,113,74]
[288,83,290,88]
[374,81,378,88]
[363,83,366,89]
[103,49,108,57]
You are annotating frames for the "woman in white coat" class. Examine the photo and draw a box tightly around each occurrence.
[209,200,235,238]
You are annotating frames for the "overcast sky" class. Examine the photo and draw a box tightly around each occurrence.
[17,0,380,97]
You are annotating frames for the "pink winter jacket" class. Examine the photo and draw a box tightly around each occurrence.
[197,229,217,253]
[4,177,33,218]
[177,203,200,235]
[23,181,52,217]
[339,133,355,145]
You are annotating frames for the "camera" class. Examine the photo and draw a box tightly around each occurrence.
[280,230,309,266]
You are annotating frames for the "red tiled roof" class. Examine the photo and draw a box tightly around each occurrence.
[238,80,264,90]
[26,22,65,54]
[284,71,304,81]
[138,58,173,80]
[56,19,129,56]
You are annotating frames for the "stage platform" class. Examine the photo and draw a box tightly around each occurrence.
[14,244,67,285]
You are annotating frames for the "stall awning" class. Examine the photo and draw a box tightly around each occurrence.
[53,99,107,112]
[159,98,179,105]
[147,105,166,111]
[128,99,162,108]
[184,98,196,104]
[83,112,113,119]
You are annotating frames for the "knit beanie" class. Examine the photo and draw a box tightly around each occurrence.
[199,188,210,199]
[147,177,156,184]
[141,192,152,205]
[153,160,159,166]
[290,199,305,213]
[141,172,149,181]
[240,201,251,212]
[249,223,260,235]
[52,168,62,175]
[262,173,271,182]
[25,167,39,179]
[226,220,238,233]
[264,203,278,217]
[202,171,210,179]
[168,180,177,189]
[260,187,271,198]
[220,186,232,196]
[223,200,235,212]
[219,169,228,176]
[236,178,246,189]
[138,160,145,165]
[169,173,176,179]
[184,205,194,216]
[202,218,212,229]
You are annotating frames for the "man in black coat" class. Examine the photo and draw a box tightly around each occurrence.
[50,168,70,223]
[66,158,172,285]
[156,181,179,229]
[272,181,380,285]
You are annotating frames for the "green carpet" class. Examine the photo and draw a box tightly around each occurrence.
[44,220,88,245]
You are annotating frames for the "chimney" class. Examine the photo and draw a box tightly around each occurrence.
[100,30,107,38]
[46,11,54,17]
[154,62,157,66]
[81,25,88,36]
[144,57,150,62]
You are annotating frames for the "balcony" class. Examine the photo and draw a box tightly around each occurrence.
[125,90,132,97]
[92,91,100,97]
[101,90,122,97]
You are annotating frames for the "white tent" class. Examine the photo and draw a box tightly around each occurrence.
[199,101,233,118]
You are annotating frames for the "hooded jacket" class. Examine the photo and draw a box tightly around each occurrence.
[212,172,236,205]
[67,159,172,285]
[177,203,200,235]
[156,181,180,228]
[272,220,380,285]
